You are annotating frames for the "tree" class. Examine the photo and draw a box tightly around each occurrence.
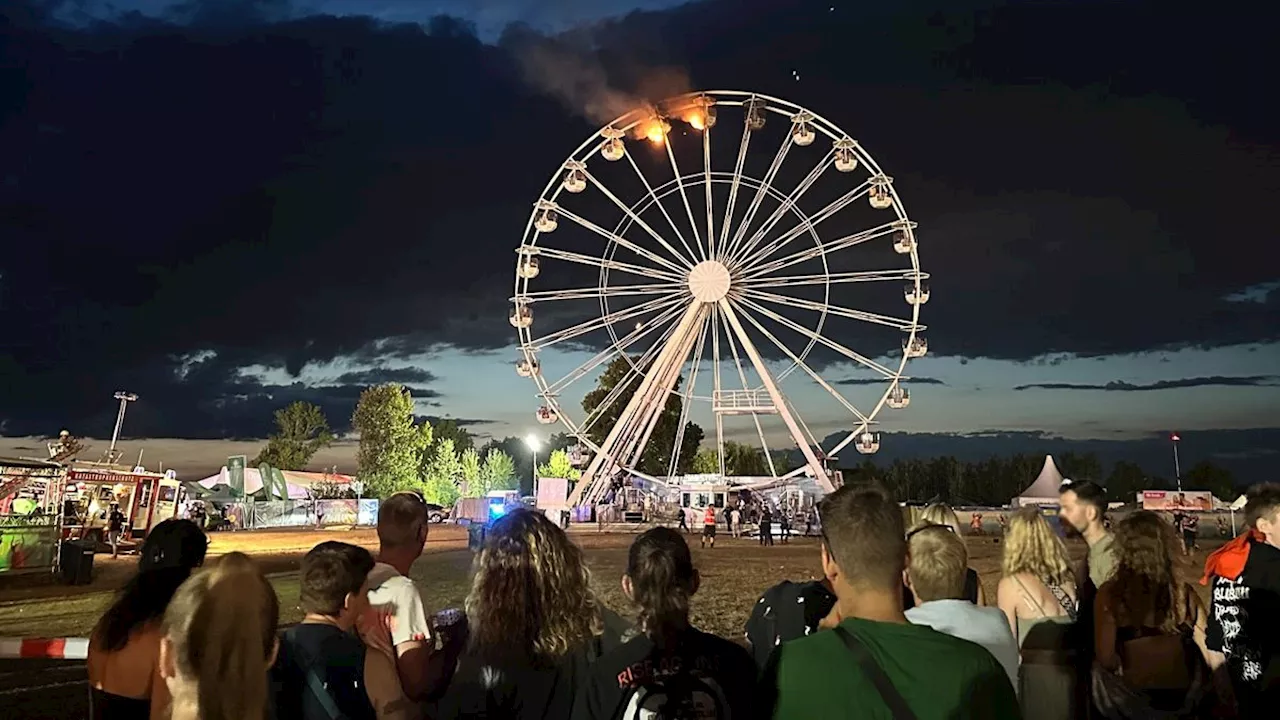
[479,436,536,494]
[253,401,334,470]
[1058,451,1104,483]
[537,449,582,481]
[351,384,423,497]
[580,356,704,476]
[1185,461,1236,501]
[458,447,483,496]
[421,437,464,506]
[480,449,518,495]
[691,448,719,474]
[429,418,474,454]
[724,441,770,476]
[1107,460,1153,503]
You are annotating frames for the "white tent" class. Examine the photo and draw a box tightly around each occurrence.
[1014,455,1066,508]
[194,467,310,500]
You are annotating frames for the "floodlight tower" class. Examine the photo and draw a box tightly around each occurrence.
[105,391,139,465]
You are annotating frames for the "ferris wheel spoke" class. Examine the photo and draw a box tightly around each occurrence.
[725,149,834,270]
[740,269,928,290]
[666,312,710,479]
[721,133,792,265]
[556,206,689,276]
[741,287,918,332]
[716,117,754,257]
[582,169,697,271]
[515,281,682,303]
[625,153,701,267]
[702,126,716,260]
[716,308,777,477]
[736,295,899,378]
[534,246,684,283]
[741,220,899,280]
[577,312,685,437]
[528,295,683,351]
[664,139,706,261]
[543,300,687,395]
[736,181,871,272]
[731,299,872,424]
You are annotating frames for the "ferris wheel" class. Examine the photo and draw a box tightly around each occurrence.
[510,91,929,506]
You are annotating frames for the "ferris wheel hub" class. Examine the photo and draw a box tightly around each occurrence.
[687,260,731,303]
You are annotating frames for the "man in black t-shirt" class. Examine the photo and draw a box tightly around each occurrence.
[273,541,379,720]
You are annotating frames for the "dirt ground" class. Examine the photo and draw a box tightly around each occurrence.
[0,524,1221,641]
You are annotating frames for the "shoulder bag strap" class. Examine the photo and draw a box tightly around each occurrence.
[832,626,917,720]
[287,631,348,720]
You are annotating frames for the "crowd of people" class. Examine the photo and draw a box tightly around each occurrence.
[80,480,1279,719]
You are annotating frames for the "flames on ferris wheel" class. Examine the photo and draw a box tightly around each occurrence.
[509,91,930,506]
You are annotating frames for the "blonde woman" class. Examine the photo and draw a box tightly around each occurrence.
[903,504,987,606]
[998,508,1080,719]
[159,553,280,720]
[437,509,629,719]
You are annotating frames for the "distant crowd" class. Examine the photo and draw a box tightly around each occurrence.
[81,479,1280,719]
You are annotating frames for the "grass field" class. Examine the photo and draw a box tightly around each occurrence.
[0,525,1217,641]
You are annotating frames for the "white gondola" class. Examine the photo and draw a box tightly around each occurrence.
[792,113,815,146]
[904,283,929,306]
[536,406,558,424]
[887,385,910,409]
[869,186,893,209]
[855,432,880,454]
[893,229,915,254]
[509,303,533,329]
[903,335,928,359]
[834,147,858,172]
[534,207,558,233]
[601,137,625,161]
[746,99,767,131]
[563,162,587,193]
[516,358,540,377]
[517,255,540,279]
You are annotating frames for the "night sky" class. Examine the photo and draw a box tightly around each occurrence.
[1,0,1277,480]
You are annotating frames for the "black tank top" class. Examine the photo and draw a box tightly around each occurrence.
[90,687,150,720]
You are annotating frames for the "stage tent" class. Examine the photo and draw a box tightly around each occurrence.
[194,467,310,500]
[1014,455,1066,508]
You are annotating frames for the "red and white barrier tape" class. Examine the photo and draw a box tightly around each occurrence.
[0,637,90,660]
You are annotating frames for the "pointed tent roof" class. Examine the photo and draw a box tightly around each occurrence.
[1016,455,1065,503]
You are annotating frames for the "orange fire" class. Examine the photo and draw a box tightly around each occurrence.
[639,118,669,145]
[687,112,706,131]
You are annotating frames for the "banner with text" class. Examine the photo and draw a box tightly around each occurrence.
[1141,490,1213,512]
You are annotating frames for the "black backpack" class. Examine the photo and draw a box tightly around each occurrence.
[620,669,730,720]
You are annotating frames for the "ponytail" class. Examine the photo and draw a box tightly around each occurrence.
[626,528,696,642]
[163,552,279,720]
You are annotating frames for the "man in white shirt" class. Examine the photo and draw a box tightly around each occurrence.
[904,525,1020,694]
[365,492,460,711]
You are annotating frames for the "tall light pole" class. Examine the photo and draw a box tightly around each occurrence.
[526,434,541,500]
[1171,432,1182,492]
[106,391,138,465]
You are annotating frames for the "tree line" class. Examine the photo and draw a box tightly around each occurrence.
[251,383,1240,508]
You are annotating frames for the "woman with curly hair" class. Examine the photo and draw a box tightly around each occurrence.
[1092,511,1212,717]
[997,507,1080,719]
[437,508,628,719]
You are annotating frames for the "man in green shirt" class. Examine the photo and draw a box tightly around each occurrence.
[761,485,1020,719]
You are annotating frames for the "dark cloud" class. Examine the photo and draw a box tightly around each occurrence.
[836,377,946,386]
[1014,376,1280,392]
[418,416,497,428]
[334,367,438,386]
[1,0,1278,437]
